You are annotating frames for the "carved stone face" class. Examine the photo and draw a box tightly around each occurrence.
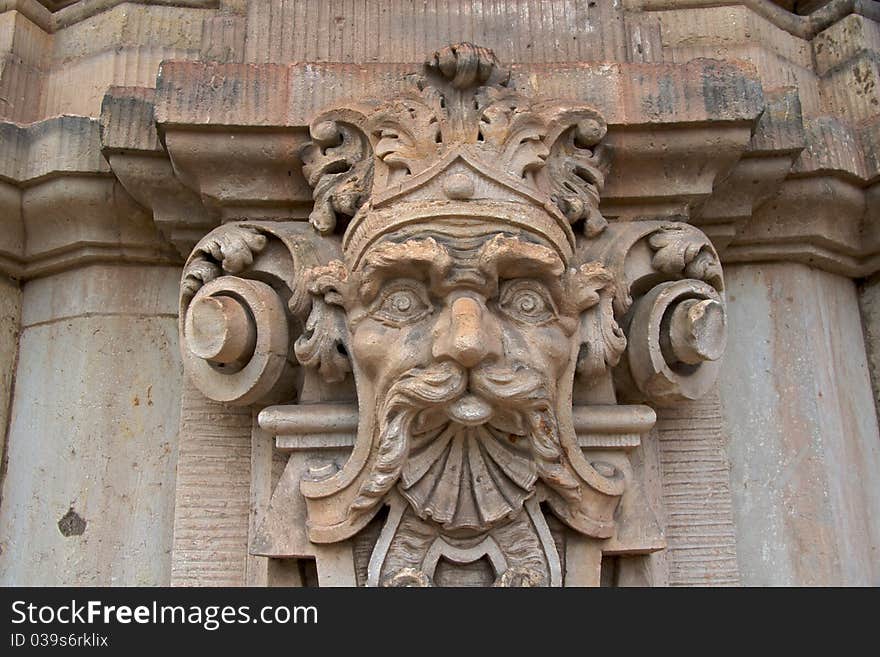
[341,221,584,532]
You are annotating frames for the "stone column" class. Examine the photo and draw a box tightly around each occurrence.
[719,263,880,586]
[0,264,182,585]
[0,116,183,585]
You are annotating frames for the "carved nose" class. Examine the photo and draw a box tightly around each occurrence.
[433,296,501,369]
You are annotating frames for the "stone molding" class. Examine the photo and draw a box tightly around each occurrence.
[0,114,179,280]
[0,0,877,278]
[99,36,879,278]
[0,1,243,122]
[630,0,880,40]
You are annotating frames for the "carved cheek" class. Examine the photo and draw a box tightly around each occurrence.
[543,325,574,367]
[500,321,570,372]
[349,318,432,383]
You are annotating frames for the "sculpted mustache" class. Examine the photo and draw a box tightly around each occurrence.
[389,361,580,504]
[347,361,562,521]
[386,360,550,410]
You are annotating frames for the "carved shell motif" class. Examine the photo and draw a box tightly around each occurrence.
[400,423,537,531]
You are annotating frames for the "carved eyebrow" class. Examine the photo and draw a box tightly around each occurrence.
[357,238,453,301]
[477,234,565,281]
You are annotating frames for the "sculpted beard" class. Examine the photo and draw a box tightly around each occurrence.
[348,360,582,529]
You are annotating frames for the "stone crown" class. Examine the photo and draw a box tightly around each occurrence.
[300,43,610,268]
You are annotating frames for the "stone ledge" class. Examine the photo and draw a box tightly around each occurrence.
[154,59,765,128]
[149,59,764,226]
[0,113,179,279]
[107,55,880,277]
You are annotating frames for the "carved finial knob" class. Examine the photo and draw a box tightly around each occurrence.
[668,298,726,365]
[185,295,256,365]
[427,43,501,89]
[443,173,475,199]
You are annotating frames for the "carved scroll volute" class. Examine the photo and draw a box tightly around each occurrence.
[583,221,727,405]
[179,221,342,406]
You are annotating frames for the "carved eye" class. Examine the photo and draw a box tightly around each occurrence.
[371,282,432,326]
[498,281,556,324]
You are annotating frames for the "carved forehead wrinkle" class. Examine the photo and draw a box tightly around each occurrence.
[357,237,453,301]
[477,234,565,281]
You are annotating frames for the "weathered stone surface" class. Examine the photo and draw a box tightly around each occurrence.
[0,1,235,122]
[101,87,220,255]
[0,115,179,279]
[813,13,880,76]
[154,59,764,128]
[243,0,629,65]
[150,58,763,225]
[170,386,252,587]
[720,263,880,585]
[0,264,181,585]
[654,389,740,586]
[0,274,20,484]
[859,272,880,422]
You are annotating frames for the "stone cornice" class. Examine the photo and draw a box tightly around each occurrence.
[147,59,765,225]
[0,114,179,279]
[91,55,880,278]
[0,53,870,281]
[100,86,219,256]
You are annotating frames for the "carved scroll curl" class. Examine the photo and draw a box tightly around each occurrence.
[179,221,342,405]
[293,261,351,384]
[582,220,726,404]
[627,279,726,403]
[569,262,627,380]
[182,276,289,405]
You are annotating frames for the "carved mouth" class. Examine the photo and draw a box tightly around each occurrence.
[446,393,494,425]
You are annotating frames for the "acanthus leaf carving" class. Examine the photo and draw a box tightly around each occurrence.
[648,223,724,291]
[181,224,268,304]
[540,108,610,238]
[293,261,352,385]
[569,262,628,380]
[301,115,374,235]
[300,43,610,248]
